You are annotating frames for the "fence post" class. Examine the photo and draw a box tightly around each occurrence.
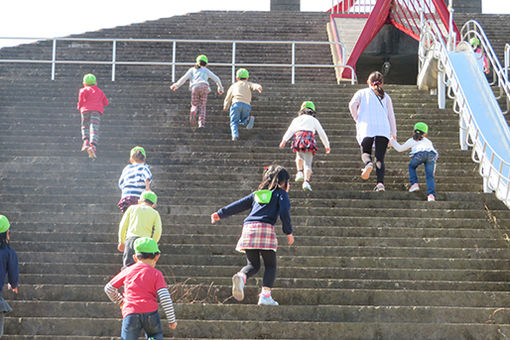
[172,41,176,83]
[112,40,116,82]
[51,38,56,80]
[291,42,295,85]
[232,41,236,84]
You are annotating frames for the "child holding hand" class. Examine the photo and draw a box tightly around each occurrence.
[280,101,330,192]
[390,122,438,201]
[211,165,294,306]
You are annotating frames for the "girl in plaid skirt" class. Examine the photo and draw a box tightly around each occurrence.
[211,165,294,306]
[280,101,330,192]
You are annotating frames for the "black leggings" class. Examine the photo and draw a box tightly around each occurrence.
[360,136,389,184]
[241,249,277,288]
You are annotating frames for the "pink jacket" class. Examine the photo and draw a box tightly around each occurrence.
[77,85,109,114]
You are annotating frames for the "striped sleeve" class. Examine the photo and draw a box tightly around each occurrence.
[157,288,176,324]
[104,283,123,305]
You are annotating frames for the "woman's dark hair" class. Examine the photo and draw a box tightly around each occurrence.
[258,165,290,191]
[368,71,385,99]
[298,107,316,117]
[0,232,9,249]
[413,129,425,141]
[136,252,159,260]
[194,60,207,69]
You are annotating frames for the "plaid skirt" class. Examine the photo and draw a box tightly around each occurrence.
[118,196,139,213]
[236,222,277,253]
[291,130,317,155]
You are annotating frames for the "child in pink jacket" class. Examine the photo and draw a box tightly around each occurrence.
[77,73,109,158]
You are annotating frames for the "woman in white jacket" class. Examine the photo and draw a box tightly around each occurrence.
[349,71,397,192]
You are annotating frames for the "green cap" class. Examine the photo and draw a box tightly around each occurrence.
[0,215,10,233]
[134,237,160,254]
[83,73,96,86]
[254,190,272,204]
[141,190,157,205]
[414,122,429,134]
[236,68,249,79]
[130,146,146,159]
[470,37,480,47]
[301,101,315,111]
[196,55,208,64]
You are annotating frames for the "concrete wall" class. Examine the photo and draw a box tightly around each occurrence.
[448,0,481,13]
[270,0,300,11]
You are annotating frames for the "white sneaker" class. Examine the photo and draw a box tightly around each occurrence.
[258,294,279,306]
[232,273,245,301]
[246,116,255,129]
[295,171,304,182]
[361,162,373,180]
[374,183,385,192]
[302,181,312,191]
[409,183,420,192]
[427,194,436,201]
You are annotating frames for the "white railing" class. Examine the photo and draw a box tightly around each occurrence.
[505,43,510,87]
[330,0,377,14]
[460,21,510,114]
[0,37,353,84]
[419,19,510,208]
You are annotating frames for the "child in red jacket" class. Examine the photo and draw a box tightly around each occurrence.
[77,74,109,158]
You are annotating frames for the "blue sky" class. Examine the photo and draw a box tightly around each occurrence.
[0,0,508,48]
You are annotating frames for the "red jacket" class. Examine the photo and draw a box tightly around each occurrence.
[77,85,109,114]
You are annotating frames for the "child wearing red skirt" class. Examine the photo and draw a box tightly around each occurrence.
[280,101,330,192]
[211,165,294,306]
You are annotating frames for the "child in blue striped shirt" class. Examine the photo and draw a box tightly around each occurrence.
[118,146,152,212]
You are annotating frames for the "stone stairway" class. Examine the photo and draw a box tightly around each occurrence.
[1,10,510,340]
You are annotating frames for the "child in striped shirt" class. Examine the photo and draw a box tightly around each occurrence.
[118,146,152,213]
[105,237,177,339]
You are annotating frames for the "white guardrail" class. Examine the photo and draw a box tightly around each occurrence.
[330,0,377,14]
[419,19,510,207]
[506,43,510,88]
[0,37,353,84]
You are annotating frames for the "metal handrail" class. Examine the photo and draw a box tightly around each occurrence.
[330,0,377,14]
[419,20,510,208]
[460,20,510,114]
[505,43,510,85]
[0,36,353,84]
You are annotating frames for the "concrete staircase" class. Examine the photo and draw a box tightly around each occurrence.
[1,10,510,339]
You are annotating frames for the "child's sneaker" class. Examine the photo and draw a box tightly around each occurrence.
[409,183,420,192]
[427,194,436,201]
[198,121,205,129]
[232,273,245,301]
[87,145,97,159]
[81,140,90,152]
[246,116,255,129]
[258,294,279,306]
[295,171,304,182]
[302,181,312,191]
[189,110,197,127]
[374,183,385,192]
[361,162,373,180]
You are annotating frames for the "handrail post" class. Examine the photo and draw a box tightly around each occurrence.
[112,40,116,82]
[232,41,236,84]
[171,41,176,83]
[447,2,455,52]
[51,38,56,80]
[291,42,296,85]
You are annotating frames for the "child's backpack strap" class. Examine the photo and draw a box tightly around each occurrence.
[253,190,272,204]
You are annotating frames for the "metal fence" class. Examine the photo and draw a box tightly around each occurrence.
[0,37,354,84]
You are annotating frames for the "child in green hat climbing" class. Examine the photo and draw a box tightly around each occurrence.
[211,165,294,306]
[390,122,439,201]
[105,237,177,339]
[0,215,19,337]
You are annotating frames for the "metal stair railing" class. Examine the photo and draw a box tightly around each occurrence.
[330,0,376,14]
[0,37,353,84]
[460,20,510,114]
[419,19,510,208]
